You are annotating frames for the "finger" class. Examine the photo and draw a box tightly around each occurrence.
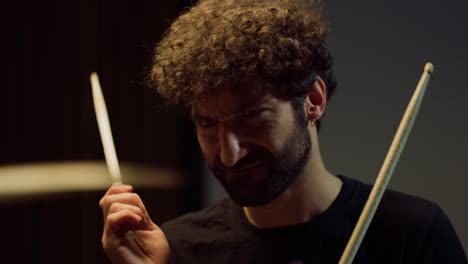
[108,203,144,217]
[101,192,147,218]
[108,202,159,234]
[106,184,133,195]
[106,192,147,213]
[101,185,133,202]
[106,209,144,234]
[99,185,133,209]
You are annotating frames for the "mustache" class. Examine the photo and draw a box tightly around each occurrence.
[213,147,273,171]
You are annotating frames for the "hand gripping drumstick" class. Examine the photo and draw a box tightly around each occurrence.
[90,72,135,240]
[338,63,434,264]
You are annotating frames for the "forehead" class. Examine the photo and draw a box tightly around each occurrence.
[191,84,280,119]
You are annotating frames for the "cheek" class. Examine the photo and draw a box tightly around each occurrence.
[263,125,296,154]
[245,135,284,160]
[262,135,285,156]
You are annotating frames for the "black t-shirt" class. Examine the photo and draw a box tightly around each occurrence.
[161,176,467,263]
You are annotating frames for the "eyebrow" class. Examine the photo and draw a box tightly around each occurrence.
[191,96,269,123]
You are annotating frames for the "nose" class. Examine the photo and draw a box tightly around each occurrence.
[219,125,248,167]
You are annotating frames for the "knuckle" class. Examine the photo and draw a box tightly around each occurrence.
[122,208,132,215]
[127,192,140,203]
[106,213,119,224]
[123,193,143,208]
[108,202,121,213]
[99,197,106,209]
[106,209,132,224]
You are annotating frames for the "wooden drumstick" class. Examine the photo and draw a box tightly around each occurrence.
[90,73,122,185]
[90,72,135,240]
[338,63,434,264]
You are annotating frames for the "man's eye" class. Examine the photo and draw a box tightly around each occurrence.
[200,119,217,128]
[244,108,263,118]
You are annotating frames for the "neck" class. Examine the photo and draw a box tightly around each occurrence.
[243,128,342,229]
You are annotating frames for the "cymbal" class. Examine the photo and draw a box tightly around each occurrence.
[0,161,186,201]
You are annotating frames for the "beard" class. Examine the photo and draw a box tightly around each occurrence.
[208,120,311,207]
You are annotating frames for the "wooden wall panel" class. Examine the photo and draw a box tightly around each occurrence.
[0,0,198,169]
[0,0,201,263]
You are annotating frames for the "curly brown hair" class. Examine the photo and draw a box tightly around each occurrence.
[150,0,336,129]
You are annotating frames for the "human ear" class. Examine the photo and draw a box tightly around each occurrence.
[305,76,327,121]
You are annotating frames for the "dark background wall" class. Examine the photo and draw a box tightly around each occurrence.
[0,0,198,263]
[1,0,467,262]
[0,0,196,168]
[324,0,468,253]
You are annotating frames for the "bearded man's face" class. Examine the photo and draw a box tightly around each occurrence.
[192,85,311,206]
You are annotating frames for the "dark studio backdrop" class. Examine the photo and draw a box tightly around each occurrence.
[0,0,466,263]
[0,0,199,263]
[325,0,468,255]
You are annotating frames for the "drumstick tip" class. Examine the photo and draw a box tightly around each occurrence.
[424,62,434,74]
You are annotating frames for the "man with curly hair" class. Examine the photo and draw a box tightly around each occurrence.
[99,0,467,263]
